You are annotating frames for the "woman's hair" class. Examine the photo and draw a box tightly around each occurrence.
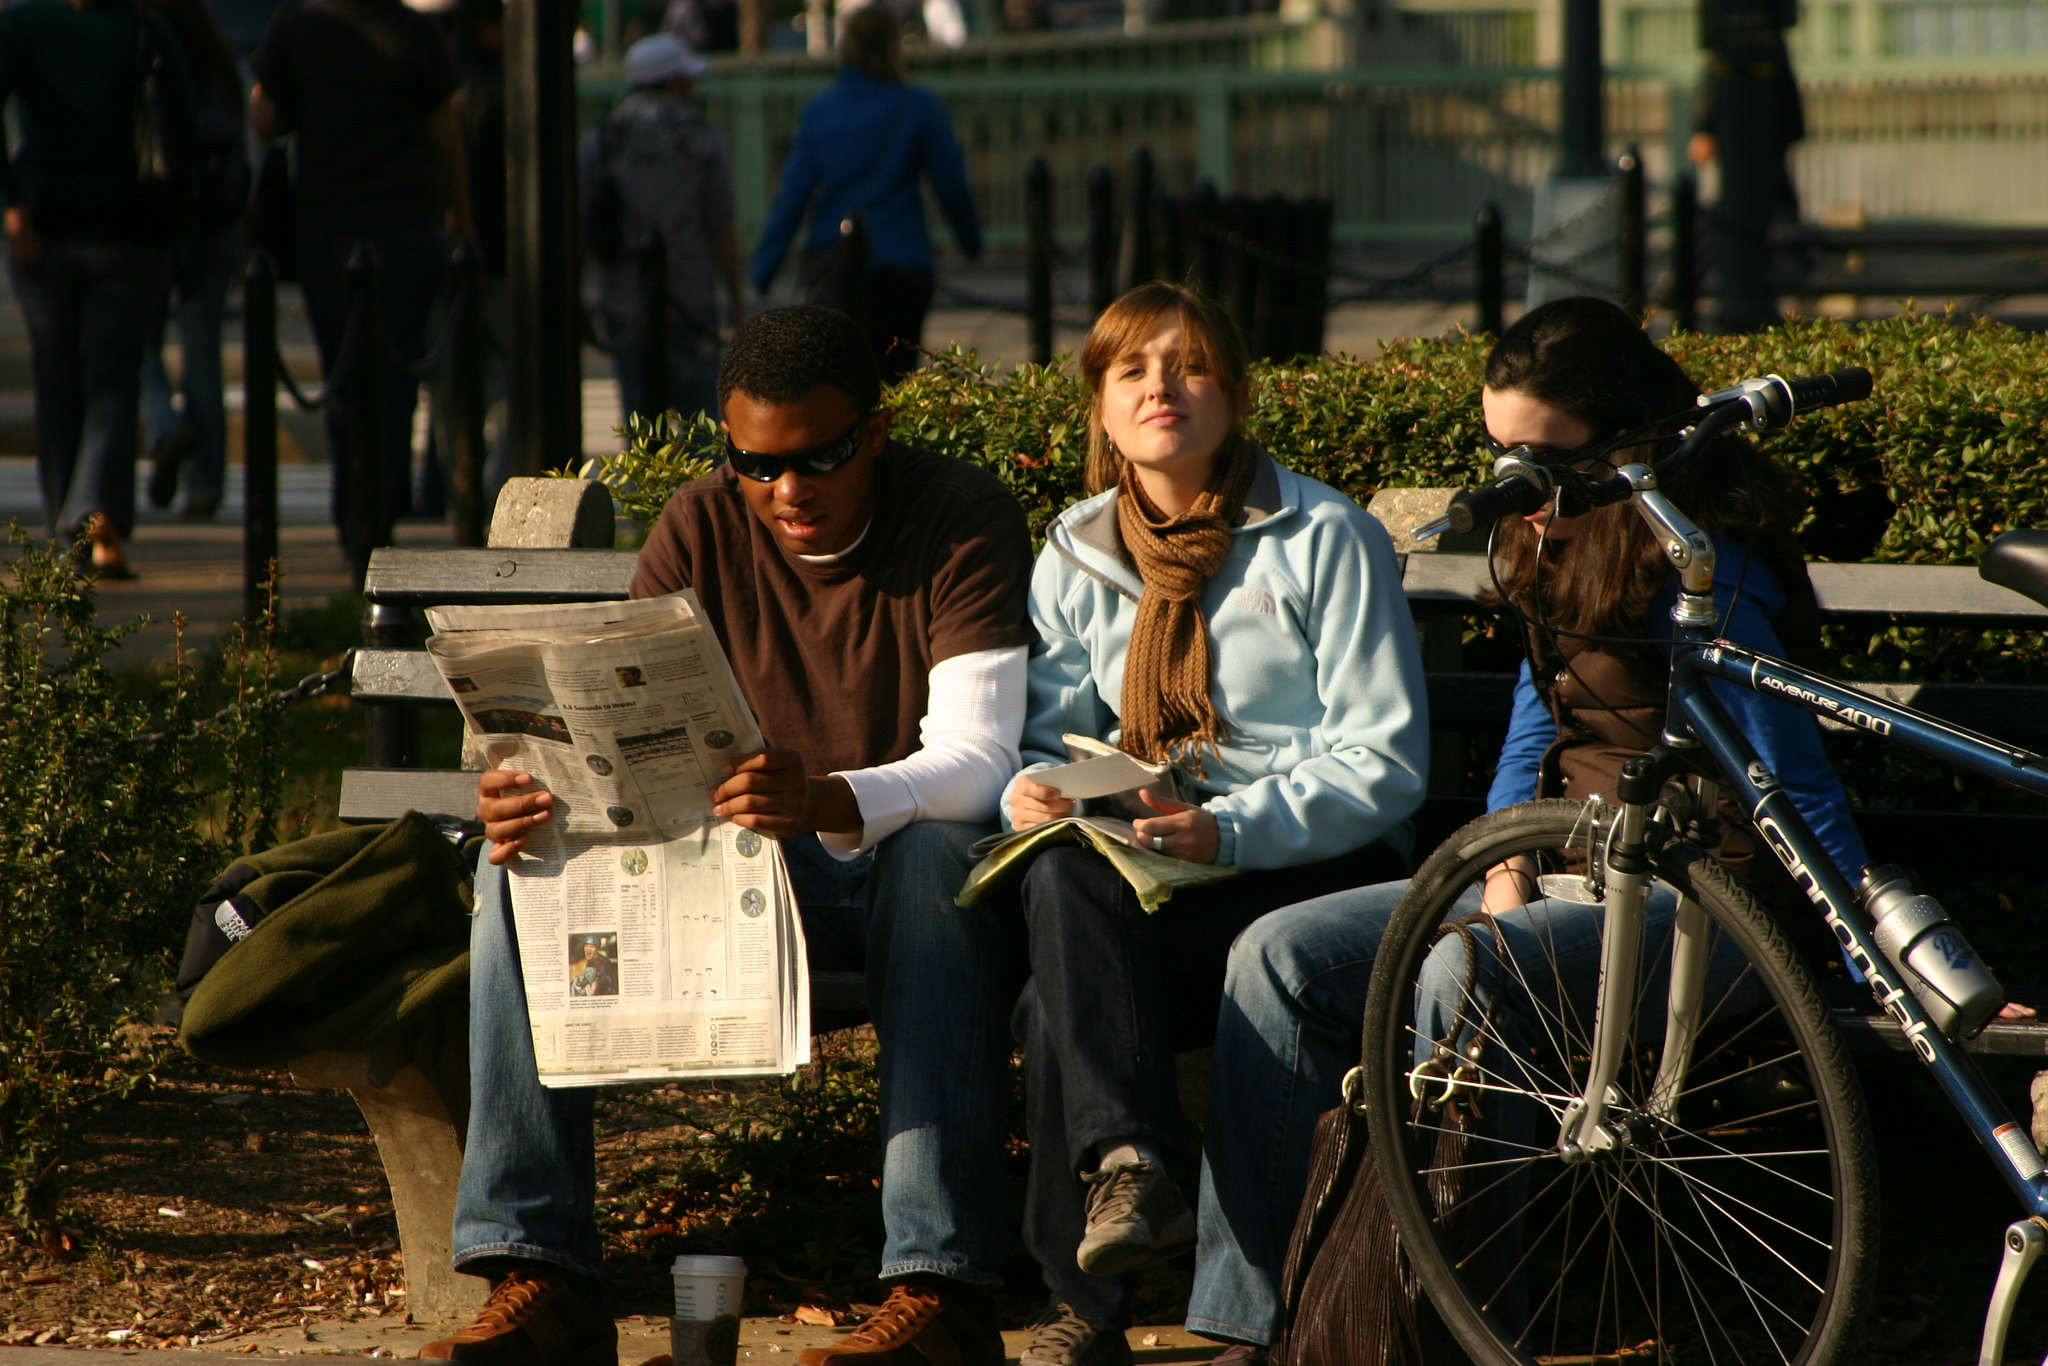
[1079,282,1252,495]
[1484,297,1808,645]
[840,7,904,82]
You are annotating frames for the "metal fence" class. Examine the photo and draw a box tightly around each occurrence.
[659,63,2048,252]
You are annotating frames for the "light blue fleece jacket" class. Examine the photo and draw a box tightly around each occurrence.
[1000,452,1430,870]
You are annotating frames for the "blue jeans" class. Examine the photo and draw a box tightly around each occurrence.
[453,820,1026,1286]
[610,326,719,427]
[1188,880,1712,1346]
[143,225,242,512]
[8,237,170,539]
[1014,841,1405,1327]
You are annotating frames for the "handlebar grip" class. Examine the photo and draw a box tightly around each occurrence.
[1447,472,1552,535]
[1785,367,1873,416]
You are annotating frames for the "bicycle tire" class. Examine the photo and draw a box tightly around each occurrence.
[1359,799,1877,1366]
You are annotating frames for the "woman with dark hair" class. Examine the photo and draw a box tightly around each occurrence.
[1176,296,1870,1364]
[747,6,981,385]
[1000,281,1429,1366]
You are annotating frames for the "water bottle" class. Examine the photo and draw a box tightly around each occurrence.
[1859,864,2003,1040]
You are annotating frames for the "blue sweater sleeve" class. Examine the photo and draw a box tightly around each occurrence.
[1486,659,1552,811]
[1702,559,1871,880]
[918,91,980,261]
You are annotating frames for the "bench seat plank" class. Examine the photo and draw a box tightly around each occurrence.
[1401,553,2048,625]
[340,768,487,825]
[1833,1008,2048,1056]
[363,547,639,606]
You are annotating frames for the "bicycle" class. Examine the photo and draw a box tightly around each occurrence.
[1360,367,2048,1366]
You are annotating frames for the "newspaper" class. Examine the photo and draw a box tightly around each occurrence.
[424,591,810,1086]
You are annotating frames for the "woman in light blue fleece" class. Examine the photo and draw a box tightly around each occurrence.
[998,282,1430,1366]
[1182,297,1871,1361]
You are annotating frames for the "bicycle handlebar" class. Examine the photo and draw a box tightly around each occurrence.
[1445,460,1552,535]
[1431,367,1874,539]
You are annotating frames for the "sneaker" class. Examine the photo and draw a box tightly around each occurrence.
[419,1265,617,1366]
[1019,1303,1132,1366]
[1210,1347,1267,1366]
[794,1280,1001,1366]
[1075,1159,1196,1277]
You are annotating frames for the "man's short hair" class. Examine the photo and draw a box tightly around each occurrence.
[718,306,883,415]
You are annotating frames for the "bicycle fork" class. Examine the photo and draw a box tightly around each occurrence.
[1558,760,1718,1155]
[1557,757,1661,1159]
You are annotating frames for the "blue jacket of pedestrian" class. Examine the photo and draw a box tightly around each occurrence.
[749,65,981,292]
[1486,535,1869,879]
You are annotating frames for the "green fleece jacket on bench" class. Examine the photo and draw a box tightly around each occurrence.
[179,813,472,1068]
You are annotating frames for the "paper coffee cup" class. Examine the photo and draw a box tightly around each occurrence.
[671,1255,745,1366]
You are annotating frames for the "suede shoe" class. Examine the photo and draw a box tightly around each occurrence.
[794,1279,1001,1366]
[419,1265,617,1366]
[1210,1347,1267,1366]
[1075,1159,1196,1277]
[1018,1303,1132,1366]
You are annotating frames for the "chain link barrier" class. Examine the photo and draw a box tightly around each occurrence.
[141,648,357,751]
[272,244,481,414]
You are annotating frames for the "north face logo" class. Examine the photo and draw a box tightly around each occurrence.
[213,898,256,942]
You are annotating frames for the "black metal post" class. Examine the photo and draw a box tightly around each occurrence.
[637,227,668,421]
[1559,0,1605,177]
[1670,170,1699,331]
[448,238,486,547]
[241,250,278,621]
[1193,181,1224,297]
[837,212,869,334]
[1121,145,1155,291]
[1299,198,1333,356]
[1087,164,1117,317]
[363,601,422,768]
[1618,144,1647,316]
[1026,156,1054,366]
[1475,201,1505,335]
[343,245,386,588]
[505,0,581,476]
[1228,196,1260,353]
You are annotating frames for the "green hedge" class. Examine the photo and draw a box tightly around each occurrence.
[597,310,2048,584]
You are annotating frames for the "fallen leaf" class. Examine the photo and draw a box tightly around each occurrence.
[792,1304,839,1328]
[1141,1333,1160,1346]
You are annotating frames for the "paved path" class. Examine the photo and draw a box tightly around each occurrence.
[0,1315,1225,1363]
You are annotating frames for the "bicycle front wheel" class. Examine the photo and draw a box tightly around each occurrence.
[1359,800,1876,1366]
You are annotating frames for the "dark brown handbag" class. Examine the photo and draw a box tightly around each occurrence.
[1271,916,1505,1366]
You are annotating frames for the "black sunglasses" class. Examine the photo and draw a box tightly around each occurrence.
[1484,433,1614,472]
[724,416,869,483]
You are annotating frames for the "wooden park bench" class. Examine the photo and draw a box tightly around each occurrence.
[311,480,2048,1318]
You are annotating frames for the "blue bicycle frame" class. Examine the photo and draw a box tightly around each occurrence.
[1673,637,2048,1212]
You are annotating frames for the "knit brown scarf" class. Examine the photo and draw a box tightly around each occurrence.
[1116,437,1257,772]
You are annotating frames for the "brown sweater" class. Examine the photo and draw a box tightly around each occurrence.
[629,442,1036,776]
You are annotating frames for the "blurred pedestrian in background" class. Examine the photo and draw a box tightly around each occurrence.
[750,7,981,385]
[0,0,196,578]
[140,0,249,522]
[582,32,746,424]
[1689,0,1804,333]
[250,0,471,557]
[429,0,511,510]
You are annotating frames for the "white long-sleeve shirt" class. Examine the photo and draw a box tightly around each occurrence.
[818,645,1028,859]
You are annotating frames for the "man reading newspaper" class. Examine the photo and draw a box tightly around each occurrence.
[432,307,1035,1366]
